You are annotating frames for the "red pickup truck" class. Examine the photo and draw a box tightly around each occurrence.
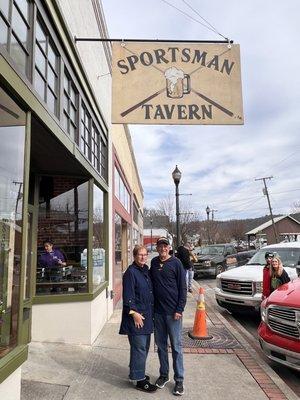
[258,278,300,371]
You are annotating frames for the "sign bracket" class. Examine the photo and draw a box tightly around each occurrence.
[74,37,233,44]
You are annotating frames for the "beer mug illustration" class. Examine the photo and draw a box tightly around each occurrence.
[165,67,191,99]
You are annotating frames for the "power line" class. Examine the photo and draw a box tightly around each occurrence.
[180,0,225,38]
[159,0,229,40]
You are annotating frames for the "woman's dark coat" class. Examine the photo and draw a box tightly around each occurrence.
[119,263,154,335]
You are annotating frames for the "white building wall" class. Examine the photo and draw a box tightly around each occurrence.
[32,292,111,345]
[58,0,112,125]
[0,367,21,400]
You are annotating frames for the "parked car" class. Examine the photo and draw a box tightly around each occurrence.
[258,278,300,371]
[225,249,257,271]
[215,242,300,313]
[194,244,237,278]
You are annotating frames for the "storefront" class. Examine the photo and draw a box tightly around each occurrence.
[0,0,113,397]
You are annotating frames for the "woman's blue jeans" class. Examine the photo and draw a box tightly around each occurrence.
[128,334,151,380]
[154,313,184,382]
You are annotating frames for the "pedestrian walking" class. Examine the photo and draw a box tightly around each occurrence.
[262,252,290,298]
[150,237,187,396]
[119,245,157,393]
[177,243,194,293]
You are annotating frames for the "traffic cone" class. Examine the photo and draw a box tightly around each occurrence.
[188,287,213,340]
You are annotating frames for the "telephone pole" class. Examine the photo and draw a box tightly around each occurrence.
[255,176,278,243]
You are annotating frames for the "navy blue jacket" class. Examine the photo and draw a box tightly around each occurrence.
[150,256,187,315]
[119,263,154,335]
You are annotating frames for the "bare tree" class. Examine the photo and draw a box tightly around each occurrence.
[156,194,175,235]
[227,220,246,242]
[291,201,300,213]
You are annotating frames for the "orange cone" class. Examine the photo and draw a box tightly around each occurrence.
[188,287,213,340]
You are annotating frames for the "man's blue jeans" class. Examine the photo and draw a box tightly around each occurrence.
[154,313,184,382]
[186,269,194,290]
[128,334,151,380]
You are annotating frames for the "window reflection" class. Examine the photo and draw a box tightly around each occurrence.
[93,185,105,290]
[0,0,30,77]
[0,87,26,358]
[36,177,89,295]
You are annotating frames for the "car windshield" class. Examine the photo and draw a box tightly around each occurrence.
[247,247,300,268]
[194,247,202,255]
[201,246,225,255]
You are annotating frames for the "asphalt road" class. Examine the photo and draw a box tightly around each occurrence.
[196,277,300,398]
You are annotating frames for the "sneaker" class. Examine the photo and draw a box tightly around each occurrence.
[136,378,157,393]
[155,375,170,388]
[173,381,184,396]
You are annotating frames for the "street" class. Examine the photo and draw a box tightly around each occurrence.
[196,277,300,398]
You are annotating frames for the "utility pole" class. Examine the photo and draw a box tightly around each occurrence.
[255,176,278,243]
[13,181,23,218]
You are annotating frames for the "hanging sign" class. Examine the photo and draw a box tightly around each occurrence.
[111,42,244,125]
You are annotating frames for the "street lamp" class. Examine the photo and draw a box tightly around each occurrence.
[150,218,153,252]
[206,206,211,244]
[172,165,182,249]
[206,205,211,220]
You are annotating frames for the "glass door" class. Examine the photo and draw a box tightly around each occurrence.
[0,86,26,357]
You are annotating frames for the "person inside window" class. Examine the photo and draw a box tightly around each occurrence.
[39,239,67,269]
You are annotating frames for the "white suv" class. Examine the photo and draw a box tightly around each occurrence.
[215,242,300,312]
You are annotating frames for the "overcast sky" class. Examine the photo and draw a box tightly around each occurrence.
[102,0,300,220]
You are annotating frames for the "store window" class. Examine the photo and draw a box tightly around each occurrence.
[100,137,108,181]
[93,185,105,290]
[91,124,100,172]
[114,167,130,213]
[0,87,26,358]
[34,17,59,115]
[36,176,88,295]
[80,103,91,160]
[0,0,31,76]
[114,213,121,268]
[133,228,139,246]
[63,70,78,140]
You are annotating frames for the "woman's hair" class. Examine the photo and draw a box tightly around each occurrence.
[270,255,283,277]
[133,244,148,257]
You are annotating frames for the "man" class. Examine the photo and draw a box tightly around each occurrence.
[176,243,194,293]
[150,237,187,396]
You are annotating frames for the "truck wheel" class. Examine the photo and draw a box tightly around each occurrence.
[215,264,223,278]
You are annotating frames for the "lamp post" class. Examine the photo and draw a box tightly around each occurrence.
[206,206,211,221]
[150,218,153,252]
[206,206,211,244]
[172,165,182,250]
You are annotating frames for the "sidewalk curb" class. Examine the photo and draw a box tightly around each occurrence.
[191,280,298,400]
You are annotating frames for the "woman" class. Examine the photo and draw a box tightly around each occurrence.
[262,254,290,298]
[119,245,157,393]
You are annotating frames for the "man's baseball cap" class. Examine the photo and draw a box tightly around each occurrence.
[156,237,170,246]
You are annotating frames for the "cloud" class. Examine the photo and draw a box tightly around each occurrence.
[102,0,300,219]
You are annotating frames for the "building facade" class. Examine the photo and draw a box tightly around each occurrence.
[0,0,143,398]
